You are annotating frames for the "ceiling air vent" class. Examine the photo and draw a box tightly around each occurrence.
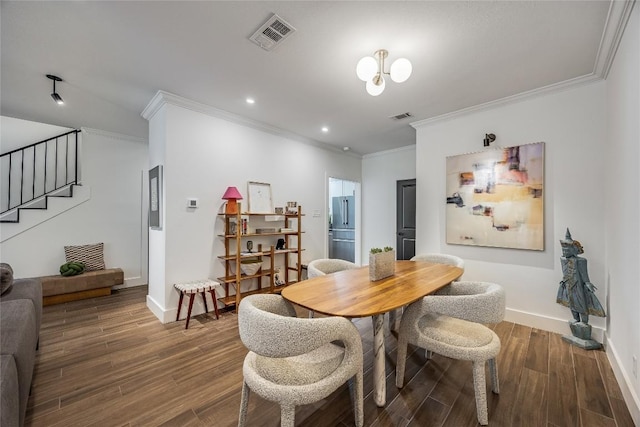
[389,112,413,121]
[249,14,296,51]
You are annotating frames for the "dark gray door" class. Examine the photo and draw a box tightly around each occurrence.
[396,179,416,260]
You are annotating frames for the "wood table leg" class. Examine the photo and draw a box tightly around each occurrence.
[201,291,209,313]
[185,293,196,329]
[176,291,184,321]
[372,314,386,407]
[208,289,220,319]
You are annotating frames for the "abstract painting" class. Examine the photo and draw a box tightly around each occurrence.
[446,142,544,250]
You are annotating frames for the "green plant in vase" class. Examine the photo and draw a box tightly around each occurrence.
[369,246,395,281]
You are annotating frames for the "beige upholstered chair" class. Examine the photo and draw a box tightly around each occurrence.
[389,253,466,331]
[306,258,358,317]
[410,253,465,270]
[307,258,358,278]
[237,294,364,427]
[395,281,505,425]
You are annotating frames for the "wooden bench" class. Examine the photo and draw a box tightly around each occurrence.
[40,268,124,306]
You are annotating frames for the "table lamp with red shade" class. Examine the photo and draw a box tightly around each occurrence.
[222,186,243,214]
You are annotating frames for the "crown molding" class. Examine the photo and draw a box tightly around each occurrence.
[140,90,167,121]
[81,127,147,144]
[141,90,361,158]
[362,144,415,160]
[411,73,602,129]
[594,0,636,79]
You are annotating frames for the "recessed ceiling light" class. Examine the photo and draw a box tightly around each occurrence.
[343,146,350,151]
[321,126,329,133]
[246,98,255,104]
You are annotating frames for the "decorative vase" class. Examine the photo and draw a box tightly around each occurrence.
[369,250,395,281]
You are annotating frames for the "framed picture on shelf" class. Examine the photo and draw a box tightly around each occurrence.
[149,165,163,230]
[286,201,298,214]
[247,181,273,213]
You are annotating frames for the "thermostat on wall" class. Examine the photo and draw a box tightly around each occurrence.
[187,198,199,208]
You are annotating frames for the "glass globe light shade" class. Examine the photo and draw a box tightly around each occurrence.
[356,56,378,82]
[366,75,385,96]
[390,58,412,83]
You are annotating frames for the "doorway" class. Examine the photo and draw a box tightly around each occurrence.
[396,179,416,260]
[328,177,358,262]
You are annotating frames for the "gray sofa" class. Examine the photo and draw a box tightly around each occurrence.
[0,263,42,427]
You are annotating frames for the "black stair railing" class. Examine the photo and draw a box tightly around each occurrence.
[1,129,81,215]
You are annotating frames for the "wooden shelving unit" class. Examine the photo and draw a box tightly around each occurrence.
[217,205,303,309]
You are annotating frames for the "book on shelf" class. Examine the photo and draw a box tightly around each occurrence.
[280,228,293,233]
[255,228,277,234]
[229,217,250,234]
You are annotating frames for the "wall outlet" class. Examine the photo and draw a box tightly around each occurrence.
[633,355,637,378]
[187,198,199,208]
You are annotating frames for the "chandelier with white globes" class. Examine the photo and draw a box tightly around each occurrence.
[356,49,412,96]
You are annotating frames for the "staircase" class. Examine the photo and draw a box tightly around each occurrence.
[1,130,88,240]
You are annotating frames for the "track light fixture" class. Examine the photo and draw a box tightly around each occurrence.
[356,49,412,96]
[483,133,496,147]
[47,74,64,105]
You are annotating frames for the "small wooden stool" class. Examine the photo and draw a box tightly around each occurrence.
[174,280,221,329]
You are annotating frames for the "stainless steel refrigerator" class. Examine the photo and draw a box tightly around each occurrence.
[330,196,355,262]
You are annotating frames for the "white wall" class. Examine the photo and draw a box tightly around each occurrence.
[143,92,362,322]
[604,3,640,422]
[413,82,608,336]
[0,123,149,288]
[361,146,416,264]
[0,116,72,152]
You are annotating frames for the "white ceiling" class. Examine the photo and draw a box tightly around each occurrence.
[0,1,624,155]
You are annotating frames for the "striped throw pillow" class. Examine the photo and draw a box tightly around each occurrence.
[64,243,105,271]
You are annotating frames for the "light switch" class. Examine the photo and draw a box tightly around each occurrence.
[187,198,199,208]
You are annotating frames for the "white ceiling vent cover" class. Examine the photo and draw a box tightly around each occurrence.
[250,14,296,51]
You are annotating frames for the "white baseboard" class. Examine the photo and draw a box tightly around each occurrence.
[504,308,605,343]
[605,338,640,426]
[145,292,215,325]
[146,294,172,324]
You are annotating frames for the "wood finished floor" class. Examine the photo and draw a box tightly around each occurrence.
[26,286,635,427]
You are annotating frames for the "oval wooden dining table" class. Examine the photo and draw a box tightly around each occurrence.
[281,260,463,407]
